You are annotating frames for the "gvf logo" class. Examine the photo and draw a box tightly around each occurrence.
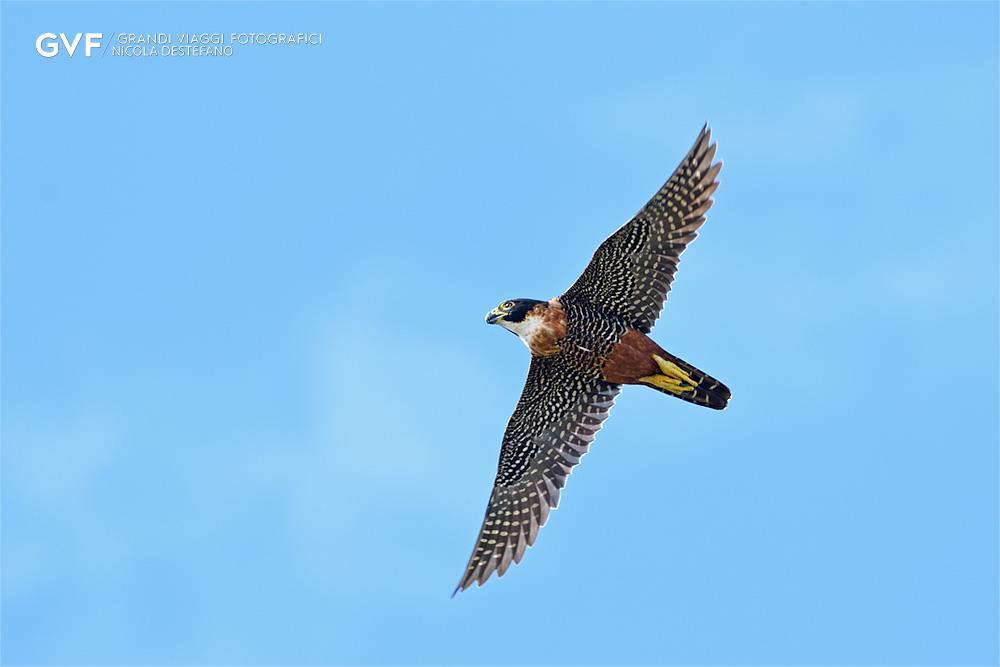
[35,33,103,58]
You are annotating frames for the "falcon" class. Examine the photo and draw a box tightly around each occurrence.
[453,125,731,595]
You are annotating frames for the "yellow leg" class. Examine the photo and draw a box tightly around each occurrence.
[637,354,697,394]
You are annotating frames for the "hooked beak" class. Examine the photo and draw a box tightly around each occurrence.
[486,308,504,325]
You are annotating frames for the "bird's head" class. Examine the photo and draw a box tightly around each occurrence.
[486,298,547,336]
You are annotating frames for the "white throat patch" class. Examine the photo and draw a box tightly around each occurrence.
[499,313,546,351]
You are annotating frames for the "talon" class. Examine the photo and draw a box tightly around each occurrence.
[651,354,697,385]
[638,374,695,394]
[639,355,698,394]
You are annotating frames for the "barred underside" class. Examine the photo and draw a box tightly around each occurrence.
[453,358,620,594]
[454,126,723,594]
[563,124,721,333]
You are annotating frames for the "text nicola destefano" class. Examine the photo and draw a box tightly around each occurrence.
[112,32,323,57]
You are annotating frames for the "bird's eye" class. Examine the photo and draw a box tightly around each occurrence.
[502,301,514,310]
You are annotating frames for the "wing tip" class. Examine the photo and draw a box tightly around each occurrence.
[700,122,713,144]
[690,123,719,172]
[695,123,712,153]
[451,572,469,597]
[451,569,479,597]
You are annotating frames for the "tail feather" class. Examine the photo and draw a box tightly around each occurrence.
[638,351,730,410]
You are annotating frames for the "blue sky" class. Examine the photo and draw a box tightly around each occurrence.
[2,2,998,665]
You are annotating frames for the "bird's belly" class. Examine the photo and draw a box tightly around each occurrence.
[601,330,663,384]
[544,329,611,377]
[553,298,630,376]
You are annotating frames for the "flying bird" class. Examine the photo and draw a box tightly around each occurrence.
[454,124,730,594]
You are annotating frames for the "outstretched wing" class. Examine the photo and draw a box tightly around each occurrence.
[562,124,721,333]
[454,358,620,594]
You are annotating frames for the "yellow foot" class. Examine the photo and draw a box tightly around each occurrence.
[638,354,697,395]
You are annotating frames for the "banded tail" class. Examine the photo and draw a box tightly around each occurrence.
[637,351,731,410]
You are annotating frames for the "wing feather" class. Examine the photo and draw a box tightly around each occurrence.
[453,358,620,594]
[562,124,722,332]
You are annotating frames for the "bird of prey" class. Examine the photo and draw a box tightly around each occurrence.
[453,125,730,594]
